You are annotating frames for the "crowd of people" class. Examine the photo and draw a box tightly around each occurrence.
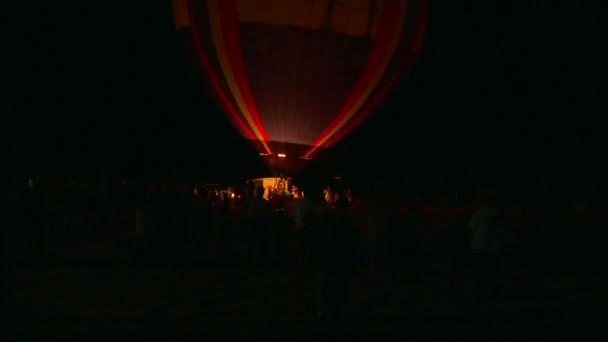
[2,176,606,321]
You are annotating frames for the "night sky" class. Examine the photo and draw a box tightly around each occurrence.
[5,1,606,184]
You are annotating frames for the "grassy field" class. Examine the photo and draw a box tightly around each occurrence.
[7,242,607,340]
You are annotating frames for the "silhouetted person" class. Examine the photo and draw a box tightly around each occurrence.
[246,180,255,201]
[393,195,422,285]
[246,186,272,267]
[272,201,289,270]
[62,182,78,244]
[332,193,360,320]
[155,184,185,264]
[218,196,233,264]
[2,183,23,312]
[290,185,315,278]
[469,189,509,312]
[310,189,338,320]
[439,214,469,297]
[324,186,338,207]
[133,192,146,262]
[364,183,392,287]
[192,187,213,257]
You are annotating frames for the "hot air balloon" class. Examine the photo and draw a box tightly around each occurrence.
[173,0,427,175]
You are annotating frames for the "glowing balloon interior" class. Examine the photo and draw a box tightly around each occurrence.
[173,0,428,174]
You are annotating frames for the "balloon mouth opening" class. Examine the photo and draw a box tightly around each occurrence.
[258,154,313,178]
[259,152,312,161]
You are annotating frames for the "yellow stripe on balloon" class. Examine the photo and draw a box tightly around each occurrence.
[303,1,406,159]
[207,0,272,154]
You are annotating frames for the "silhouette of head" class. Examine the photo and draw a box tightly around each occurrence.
[256,186,265,198]
[292,183,302,197]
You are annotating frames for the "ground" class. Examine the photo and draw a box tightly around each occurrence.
[6,233,608,340]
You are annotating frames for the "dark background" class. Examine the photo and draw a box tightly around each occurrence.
[5,1,606,184]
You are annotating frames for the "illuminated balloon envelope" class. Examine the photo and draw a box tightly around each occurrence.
[173,0,428,175]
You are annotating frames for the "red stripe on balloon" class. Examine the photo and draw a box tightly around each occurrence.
[186,1,253,139]
[308,0,402,149]
[319,1,428,150]
[187,0,264,151]
[216,0,270,142]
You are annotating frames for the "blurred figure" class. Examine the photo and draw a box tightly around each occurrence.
[272,201,289,271]
[291,184,316,278]
[192,186,213,257]
[246,186,272,267]
[332,192,361,319]
[310,188,338,320]
[218,195,234,263]
[469,188,510,312]
[324,186,339,207]
[134,192,146,261]
[292,185,301,199]
[439,214,469,298]
[246,180,255,202]
[364,182,393,287]
[393,194,422,285]
[343,187,353,203]
[310,184,360,321]
[60,181,79,245]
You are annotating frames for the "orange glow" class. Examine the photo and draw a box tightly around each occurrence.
[277,153,286,158]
